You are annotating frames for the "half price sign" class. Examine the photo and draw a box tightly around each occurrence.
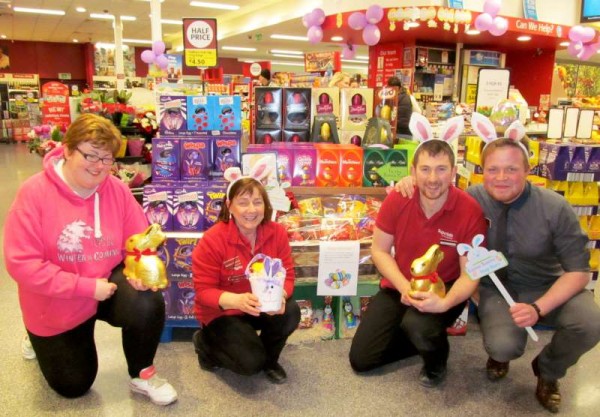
[183,18,218,67]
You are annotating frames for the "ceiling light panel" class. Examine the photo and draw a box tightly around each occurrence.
[13,7,65,16]
[189,2,240,10]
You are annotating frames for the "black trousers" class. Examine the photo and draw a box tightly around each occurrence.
[28,267,165,398]
[349,286,465,373]
[200,299,301,375]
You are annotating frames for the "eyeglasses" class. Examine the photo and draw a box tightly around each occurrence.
[75,148,116,166]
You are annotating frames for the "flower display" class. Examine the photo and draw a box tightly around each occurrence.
[27,124,65,156]
[134,111,159,140]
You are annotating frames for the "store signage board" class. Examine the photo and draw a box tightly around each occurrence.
[447,0,464,8]
[467,50,501,67]
[523,0,538,20]
[475,68,510,116]
[304,51,340,73]
[182,18,218,68]
[317,241,360,296]
[41,81,71,126]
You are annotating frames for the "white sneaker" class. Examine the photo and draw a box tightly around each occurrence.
[21,335,36,360]
[130,374,178,406]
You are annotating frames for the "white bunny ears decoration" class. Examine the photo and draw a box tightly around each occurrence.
[409,113,465,149]
[470,112,528,159]
[224,156,274,200]
[457,234,486,260]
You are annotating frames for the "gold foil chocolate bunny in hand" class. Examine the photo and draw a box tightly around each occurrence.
[124,223,168,290]
[410,244,446,298]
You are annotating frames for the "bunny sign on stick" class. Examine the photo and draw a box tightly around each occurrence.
[458,234,538,342]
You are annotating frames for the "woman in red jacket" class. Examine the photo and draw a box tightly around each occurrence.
[192,176,300,384]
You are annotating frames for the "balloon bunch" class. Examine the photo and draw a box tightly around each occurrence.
[348,5,384,46]
[302,8,326,45]
[474,0,508,37]
[567,25,600,61]
[342,43,356,59]
[141,41,168,70]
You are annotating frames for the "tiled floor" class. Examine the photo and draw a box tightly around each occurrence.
[1,142,599,416]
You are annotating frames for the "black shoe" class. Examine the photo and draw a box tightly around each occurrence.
[532,357,561,413]
[486,357,510,381]
[419,365,447,388]
[192,330,220,372]
[264,363,287,384]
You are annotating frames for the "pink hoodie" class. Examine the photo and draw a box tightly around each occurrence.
[3,146,148,336]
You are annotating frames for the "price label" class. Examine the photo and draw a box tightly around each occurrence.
[185,50,217,67]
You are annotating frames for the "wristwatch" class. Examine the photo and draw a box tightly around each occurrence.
[530,302,542,318]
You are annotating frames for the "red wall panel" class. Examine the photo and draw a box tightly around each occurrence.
[504,48,555,107]
[0,40,88,79]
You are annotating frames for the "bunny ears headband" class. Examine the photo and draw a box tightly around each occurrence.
[223,156,273,200]
[470,112,528,159]
[409,113,465,150]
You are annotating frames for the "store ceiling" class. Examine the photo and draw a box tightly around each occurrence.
[0,1,597,68]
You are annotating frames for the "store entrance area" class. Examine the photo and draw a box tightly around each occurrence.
[1,143,599,416]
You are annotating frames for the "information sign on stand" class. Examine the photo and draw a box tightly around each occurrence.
[41,81,70,126]
[182,18,218,68]
[475,68,510,116]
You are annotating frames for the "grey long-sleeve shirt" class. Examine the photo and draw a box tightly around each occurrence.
[468,182,589,291]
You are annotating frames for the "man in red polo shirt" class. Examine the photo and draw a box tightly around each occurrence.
[349,139,487,387]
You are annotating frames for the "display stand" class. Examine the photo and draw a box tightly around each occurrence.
[158,186,387,343]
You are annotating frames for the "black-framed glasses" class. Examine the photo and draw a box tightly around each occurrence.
[75,148,115,166]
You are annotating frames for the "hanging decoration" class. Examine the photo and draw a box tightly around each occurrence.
[474,0,508,36]
[387,6,472,32]
[342,43,356,59]
[348,5,384,46]
[303,8,326,45]
[567,25,600,61]
[141,41,169,77]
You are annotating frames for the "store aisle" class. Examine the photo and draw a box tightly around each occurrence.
[1,143,599,417]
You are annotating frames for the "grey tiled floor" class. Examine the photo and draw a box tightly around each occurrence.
[1,143,599,416]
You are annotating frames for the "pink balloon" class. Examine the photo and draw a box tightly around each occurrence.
[578,44,596,61]
[141,50,156,64]
[362,24,381,46]
[342,44,356,59]
[567,42,581,57]
[307,25,323,45]
[312,8,326,26]
[155,54,169,70]
[152,41,166,56]
[581,26,596,43]
[569,26,584,42]
[348,12,368,30]
[302,13,311,29]
[483,0,501,17]
[489,16,508,36]
[366,5,384,24]
[474,13,493,31]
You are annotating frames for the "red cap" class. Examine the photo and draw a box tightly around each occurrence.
[351,94,363,106]
[350,135,362,146]
[319,93,331,105]
[263,134,273,144]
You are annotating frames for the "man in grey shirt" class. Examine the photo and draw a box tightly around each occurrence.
[396,136,600,413]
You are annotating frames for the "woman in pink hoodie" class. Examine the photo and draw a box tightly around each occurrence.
[4,114,177,406]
